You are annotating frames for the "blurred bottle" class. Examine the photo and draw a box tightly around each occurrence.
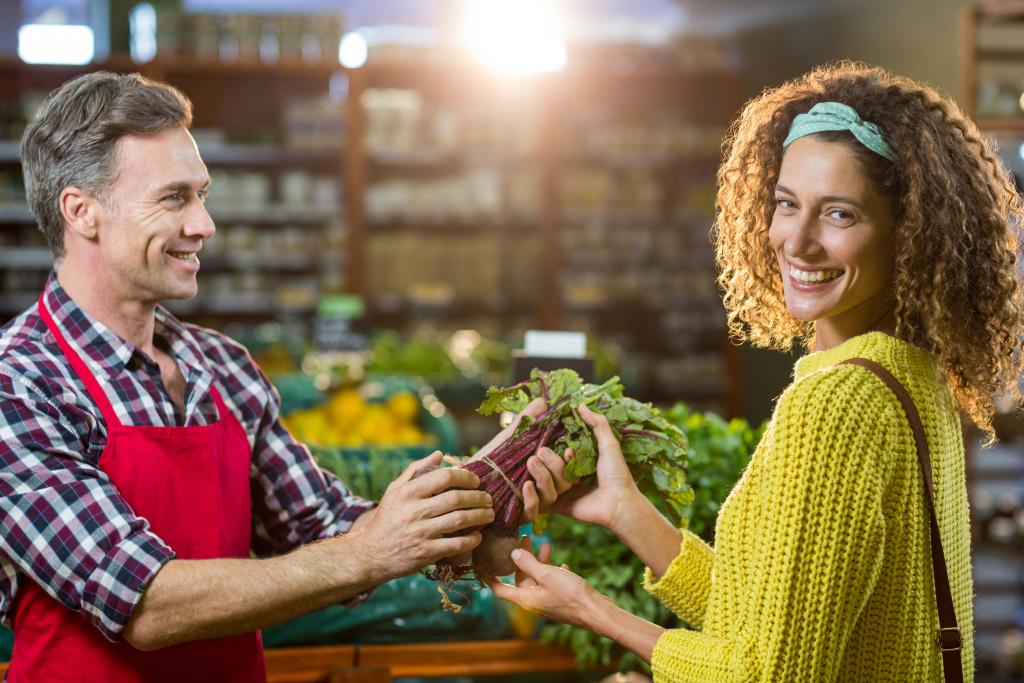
[259,18,279,65]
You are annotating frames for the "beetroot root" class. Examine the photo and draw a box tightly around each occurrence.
[471,530,520,577]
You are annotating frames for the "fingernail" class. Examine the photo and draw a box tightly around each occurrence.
[511,549,523,560]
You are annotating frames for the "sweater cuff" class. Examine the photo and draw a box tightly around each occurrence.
[643,527,714,629]
[651,627,749,681]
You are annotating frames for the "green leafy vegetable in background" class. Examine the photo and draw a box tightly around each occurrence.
[539,403,765,672]
[664,404,766,540]
[366,331,459,384]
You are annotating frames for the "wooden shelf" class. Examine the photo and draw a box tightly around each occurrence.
[200,253,341,272]
[0,55,343,80]
[0,247,51,268]
[0,294,36,314]
[0,141,18,163]
[976,117,1024,132]
[366,216,538,233]
[0,54,742,408]
[976,47,1024,62]
[0,204,33,223]
[198,144,340,167]
[165,294,315,317]
[207,205,340,224]
[0,140,340,167]
[0,639,591,683]
[978,1,1024,21]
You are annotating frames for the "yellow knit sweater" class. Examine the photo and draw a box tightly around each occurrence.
[645,332,974,682]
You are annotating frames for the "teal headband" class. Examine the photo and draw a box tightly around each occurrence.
[783,101,897,163]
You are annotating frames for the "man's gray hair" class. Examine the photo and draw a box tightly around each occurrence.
[20,71,193,258]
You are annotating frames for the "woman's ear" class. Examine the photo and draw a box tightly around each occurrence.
[59,186,100,240]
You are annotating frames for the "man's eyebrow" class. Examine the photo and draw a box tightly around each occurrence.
[154,179,212,195]
[774,185,864,208]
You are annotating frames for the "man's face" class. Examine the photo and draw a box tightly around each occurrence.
[95,127,214,303]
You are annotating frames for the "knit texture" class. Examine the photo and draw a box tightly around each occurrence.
[644,331,974,681]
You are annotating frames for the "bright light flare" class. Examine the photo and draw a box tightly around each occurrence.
[18,24,95,65]
[339,32,368,69]
[459,0,567,76]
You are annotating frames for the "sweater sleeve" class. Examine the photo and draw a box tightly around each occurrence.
[643,528,715,629]
[651,366,893,682]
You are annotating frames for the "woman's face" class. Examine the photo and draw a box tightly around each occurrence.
[768,135,897,348]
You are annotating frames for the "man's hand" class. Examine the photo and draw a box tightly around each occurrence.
[353,451,494,583]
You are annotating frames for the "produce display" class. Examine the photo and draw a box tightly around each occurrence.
[425,369,691,609]
[282,387,433,448]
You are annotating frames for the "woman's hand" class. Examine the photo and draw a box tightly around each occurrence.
[543,403,644,530]
[486,537,666,664]
[472,398,577,523]
[484,538,603,630]
[521,446,575,521]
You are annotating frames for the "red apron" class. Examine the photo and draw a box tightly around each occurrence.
[7,296,266,682]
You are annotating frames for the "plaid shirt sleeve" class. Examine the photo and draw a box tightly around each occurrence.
[197,331,377,558]
[0,366,175,641]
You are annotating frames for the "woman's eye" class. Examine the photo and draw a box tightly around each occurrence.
[827,209,854,222]
[775,198,795,210]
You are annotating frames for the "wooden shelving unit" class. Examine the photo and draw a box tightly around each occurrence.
[959,5,1024,677]
[0,56,346,329]
[0,51,742,411]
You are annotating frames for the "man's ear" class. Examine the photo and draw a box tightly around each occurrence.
[59,186,100,240]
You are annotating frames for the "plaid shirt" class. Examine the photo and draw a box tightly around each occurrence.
[0,273,374,641]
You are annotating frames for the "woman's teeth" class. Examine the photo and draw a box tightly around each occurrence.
[170,251,197,261]
[790,266,842,283]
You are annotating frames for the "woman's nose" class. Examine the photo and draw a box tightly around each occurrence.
[783,214,821,259]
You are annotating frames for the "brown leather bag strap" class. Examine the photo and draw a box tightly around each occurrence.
[841,358,963,683]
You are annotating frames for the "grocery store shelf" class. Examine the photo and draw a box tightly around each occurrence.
[0,291,318,317]
[975,47,1024,61]
[369,148,456,168]
[366,216,538,233]
[368,295,533,317]
[198,144,341,167]
[562,150,721,170]
[976,117,1024,131]
[207,204,340,224]
[0,55,343,79]
[165,293,315,316]
[0,247,51,268]
[0,141,19,163]
[200,252,341,271]
[0,294,36,314]
[0,204,33,223]
[978,1,1024,20]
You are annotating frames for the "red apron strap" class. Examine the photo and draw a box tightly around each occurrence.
[37,293,122,428]
[207,383,231,423]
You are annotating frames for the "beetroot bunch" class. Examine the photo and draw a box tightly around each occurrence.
[426,369,691,609]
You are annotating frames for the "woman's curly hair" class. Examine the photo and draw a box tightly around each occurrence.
[715,61,1024,439]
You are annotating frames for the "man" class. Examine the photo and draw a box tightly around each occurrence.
[0,72,569,681]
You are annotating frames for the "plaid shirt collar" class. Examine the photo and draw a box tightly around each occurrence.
[41,271,211,383]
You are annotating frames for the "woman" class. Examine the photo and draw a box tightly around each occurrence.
[492,63,1024,681]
